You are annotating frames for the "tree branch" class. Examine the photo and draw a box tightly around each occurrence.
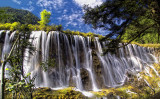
[1,34,19,99]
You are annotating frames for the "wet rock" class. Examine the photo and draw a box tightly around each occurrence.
[107,92,117,99]
[69,71,76,87]
[80,68,92,91]
[92,50,105,89]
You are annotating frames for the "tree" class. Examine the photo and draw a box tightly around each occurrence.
[1,28,35,99]
[1,35,19,99]
[122,16,159,43]
[83,0,160,51]
[38,9,51,26]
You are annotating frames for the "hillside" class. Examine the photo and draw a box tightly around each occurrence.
[0,7,40,24]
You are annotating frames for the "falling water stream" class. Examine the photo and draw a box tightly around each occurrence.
[0,31,159,98]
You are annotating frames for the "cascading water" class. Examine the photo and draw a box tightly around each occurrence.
[80,36,98,91]
[94,38,126,87]
[1,31,159,93]
[0,31,15,79]
[71,35,84,90]
[23,31,42,87]
[42,31,50,87]
[94,37,159,87]
[1,31,11,61]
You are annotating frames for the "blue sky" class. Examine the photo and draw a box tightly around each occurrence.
[0,0,108,35]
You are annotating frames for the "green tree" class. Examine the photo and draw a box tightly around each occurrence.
[1,28,35,99]
[38,9,51,26]
[83,0,160,51]
[1,35,19,99]
[122,16,159,43]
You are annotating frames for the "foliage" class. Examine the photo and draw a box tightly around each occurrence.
[0,7,40,24]
[0,23,104,40]
[5,72,35,99]
[122,40,160,48]
[0,23,61,31]
[1,30,36,99]
[38,9,51,26]
[62,29,104,39]
[10,22,21,31]
[40,58,55,71]
[83,0,160,50]
[122,15,159,44]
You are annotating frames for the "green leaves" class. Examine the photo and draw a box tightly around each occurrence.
[3,31,35,99]
[5,68,9,71]
[6,80,30,92]
[40,58,55,71]
[26,73,31,77]
[38,9,51,26]
[122,15,159,44]
[83,0,160,52]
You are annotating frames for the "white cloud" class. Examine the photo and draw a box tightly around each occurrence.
[22,1,34,12]
[12,0,21,5]
[92,28,107,35]
[58,13,84,27]
[36,0,64,10]
[28,1,32,5]
[63,9,67,14]
[22,6,34,12]
[73,0,103,8]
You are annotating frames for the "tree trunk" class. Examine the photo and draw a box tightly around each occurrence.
[0,35,19,99]
[1,61,6,99]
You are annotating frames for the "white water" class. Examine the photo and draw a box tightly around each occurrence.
[42,31,50,87]
[0,31,13,79]
[80,36,99,91]
[72,35,84,90]
[94,37,159,87]
[0,31,159,94]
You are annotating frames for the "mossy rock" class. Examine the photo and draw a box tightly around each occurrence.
[33,87,87,99]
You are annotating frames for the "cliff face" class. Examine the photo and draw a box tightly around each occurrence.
[0,30,159,92]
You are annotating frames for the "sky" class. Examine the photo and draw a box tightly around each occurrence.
[0,0,108,35]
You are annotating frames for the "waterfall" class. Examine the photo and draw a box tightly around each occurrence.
[42,31,50,87]
[71,35,84,90]
[1,31,12,79]
[0,31,16,79]
[80,36,98,91]
[94,38,126,87]
[94,38,158,87]
[0,31,159,91]
[1,31,11,61]
[23,31,42,86]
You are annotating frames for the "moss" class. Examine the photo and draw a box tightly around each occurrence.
[89,63,160,99]
[90,89,113,97]
[122,40,160,48]
[0,23,104,40]
[32,87,87,99]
